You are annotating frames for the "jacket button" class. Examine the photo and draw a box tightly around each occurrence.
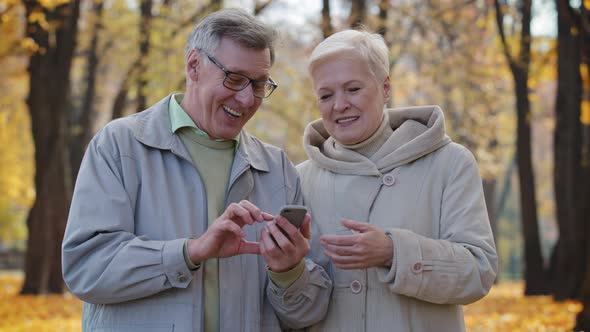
[412,262,423,274]
[350,280,362,294]
[178,274,187,282]
[382,174,396,186]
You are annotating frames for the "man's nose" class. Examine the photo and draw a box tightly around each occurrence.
[235,84,255,107]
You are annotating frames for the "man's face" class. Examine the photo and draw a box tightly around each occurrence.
[186,37,271,139]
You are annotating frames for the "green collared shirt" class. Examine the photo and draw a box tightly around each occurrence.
[169,93,239,144]
[170,94,304,331]
[171,93,236,332]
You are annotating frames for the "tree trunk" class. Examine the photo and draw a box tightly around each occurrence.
[574,4,590,329]
[348,0,366,29]
[112,0,222,119]
[376,0,389,37]
[136,0,153,113]
[21,0,81,294]
[70,0,104,180]
[512,66,546,294]
[482,179,498,245]
[493,0,545,294]
[577,104,590,328]
[111,83,130,119]
[576,111,590,328]
[321,0,333,38]
[550,0,584,300]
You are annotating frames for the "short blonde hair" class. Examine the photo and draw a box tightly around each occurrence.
[308,29,389,82]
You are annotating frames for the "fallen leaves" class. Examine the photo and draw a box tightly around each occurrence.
[0,273,82,332]
[0,274,582,331]
[464,282,582,331]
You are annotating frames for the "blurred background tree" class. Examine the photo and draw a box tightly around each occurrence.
[1,0,589,328]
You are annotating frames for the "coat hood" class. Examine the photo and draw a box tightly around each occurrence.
[303,105,452,175]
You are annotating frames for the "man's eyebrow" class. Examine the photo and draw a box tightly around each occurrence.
[231,68,270,81]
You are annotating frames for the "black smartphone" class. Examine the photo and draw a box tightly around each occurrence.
[279,205,307,229]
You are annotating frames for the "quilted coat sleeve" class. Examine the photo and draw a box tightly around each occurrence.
[62,131,192,305]
[376,146,498,305]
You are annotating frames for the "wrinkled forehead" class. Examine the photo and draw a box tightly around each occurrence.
[310,52,374,84]
[213,39,272,79]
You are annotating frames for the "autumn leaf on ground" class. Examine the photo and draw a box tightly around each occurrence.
[0,273,581,331]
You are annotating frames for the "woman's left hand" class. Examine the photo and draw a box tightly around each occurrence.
[320,219,393,270]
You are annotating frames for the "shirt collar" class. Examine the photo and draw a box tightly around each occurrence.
[168,93,239,143]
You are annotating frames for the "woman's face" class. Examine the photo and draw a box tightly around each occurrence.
[311,54,390,145]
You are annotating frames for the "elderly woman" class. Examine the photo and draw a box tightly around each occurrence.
[297,29,498,331]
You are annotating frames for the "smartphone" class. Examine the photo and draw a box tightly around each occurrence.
[279,205,307,229]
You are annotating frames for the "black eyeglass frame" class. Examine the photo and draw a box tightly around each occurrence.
[201,50,278,99]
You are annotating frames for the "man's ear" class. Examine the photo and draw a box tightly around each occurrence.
[186,49,201,81]
[383,76,391,101]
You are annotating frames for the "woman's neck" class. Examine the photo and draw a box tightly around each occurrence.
[339,112,393,159]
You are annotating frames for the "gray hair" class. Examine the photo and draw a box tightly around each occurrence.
[308,29,389,82]
[185,8,278,64]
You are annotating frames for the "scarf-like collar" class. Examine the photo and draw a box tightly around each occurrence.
[303,105,452,175]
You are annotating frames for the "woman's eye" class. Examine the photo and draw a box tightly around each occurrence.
[348,87,361,92]
[319,94,332,101]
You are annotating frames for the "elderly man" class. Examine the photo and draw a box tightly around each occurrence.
[62,9,331,332]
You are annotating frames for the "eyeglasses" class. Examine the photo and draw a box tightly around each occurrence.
[202,51,278,99]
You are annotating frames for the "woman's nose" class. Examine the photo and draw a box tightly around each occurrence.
[333,94,349,112]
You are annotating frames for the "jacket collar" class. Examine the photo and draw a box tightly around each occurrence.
[303,105,452,175]
[132,94,269,172]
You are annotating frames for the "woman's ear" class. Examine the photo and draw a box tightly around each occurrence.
[186,49,200,82]
[383,76,391,101]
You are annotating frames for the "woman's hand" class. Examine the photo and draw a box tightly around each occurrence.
[320,218,393,269]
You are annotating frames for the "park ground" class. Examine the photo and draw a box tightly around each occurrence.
[0,271,581,332]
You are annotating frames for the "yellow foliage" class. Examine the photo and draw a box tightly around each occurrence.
[0,47,34,246]
[464,282,581,331]
[27,11,49,30]
[581,100,590,125]
[1,13,15,25]
[0,275,581,332]
[38,0,71,11]
[581,63,590,88]
[0,273,82,332]
[1,0,17,6]
[19,37,39,55]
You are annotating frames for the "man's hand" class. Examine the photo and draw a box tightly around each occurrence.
[320,219,393,269]
[187,200,273,264]
[260,213,311,273]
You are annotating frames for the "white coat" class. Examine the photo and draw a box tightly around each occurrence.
[297,106,497,332]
